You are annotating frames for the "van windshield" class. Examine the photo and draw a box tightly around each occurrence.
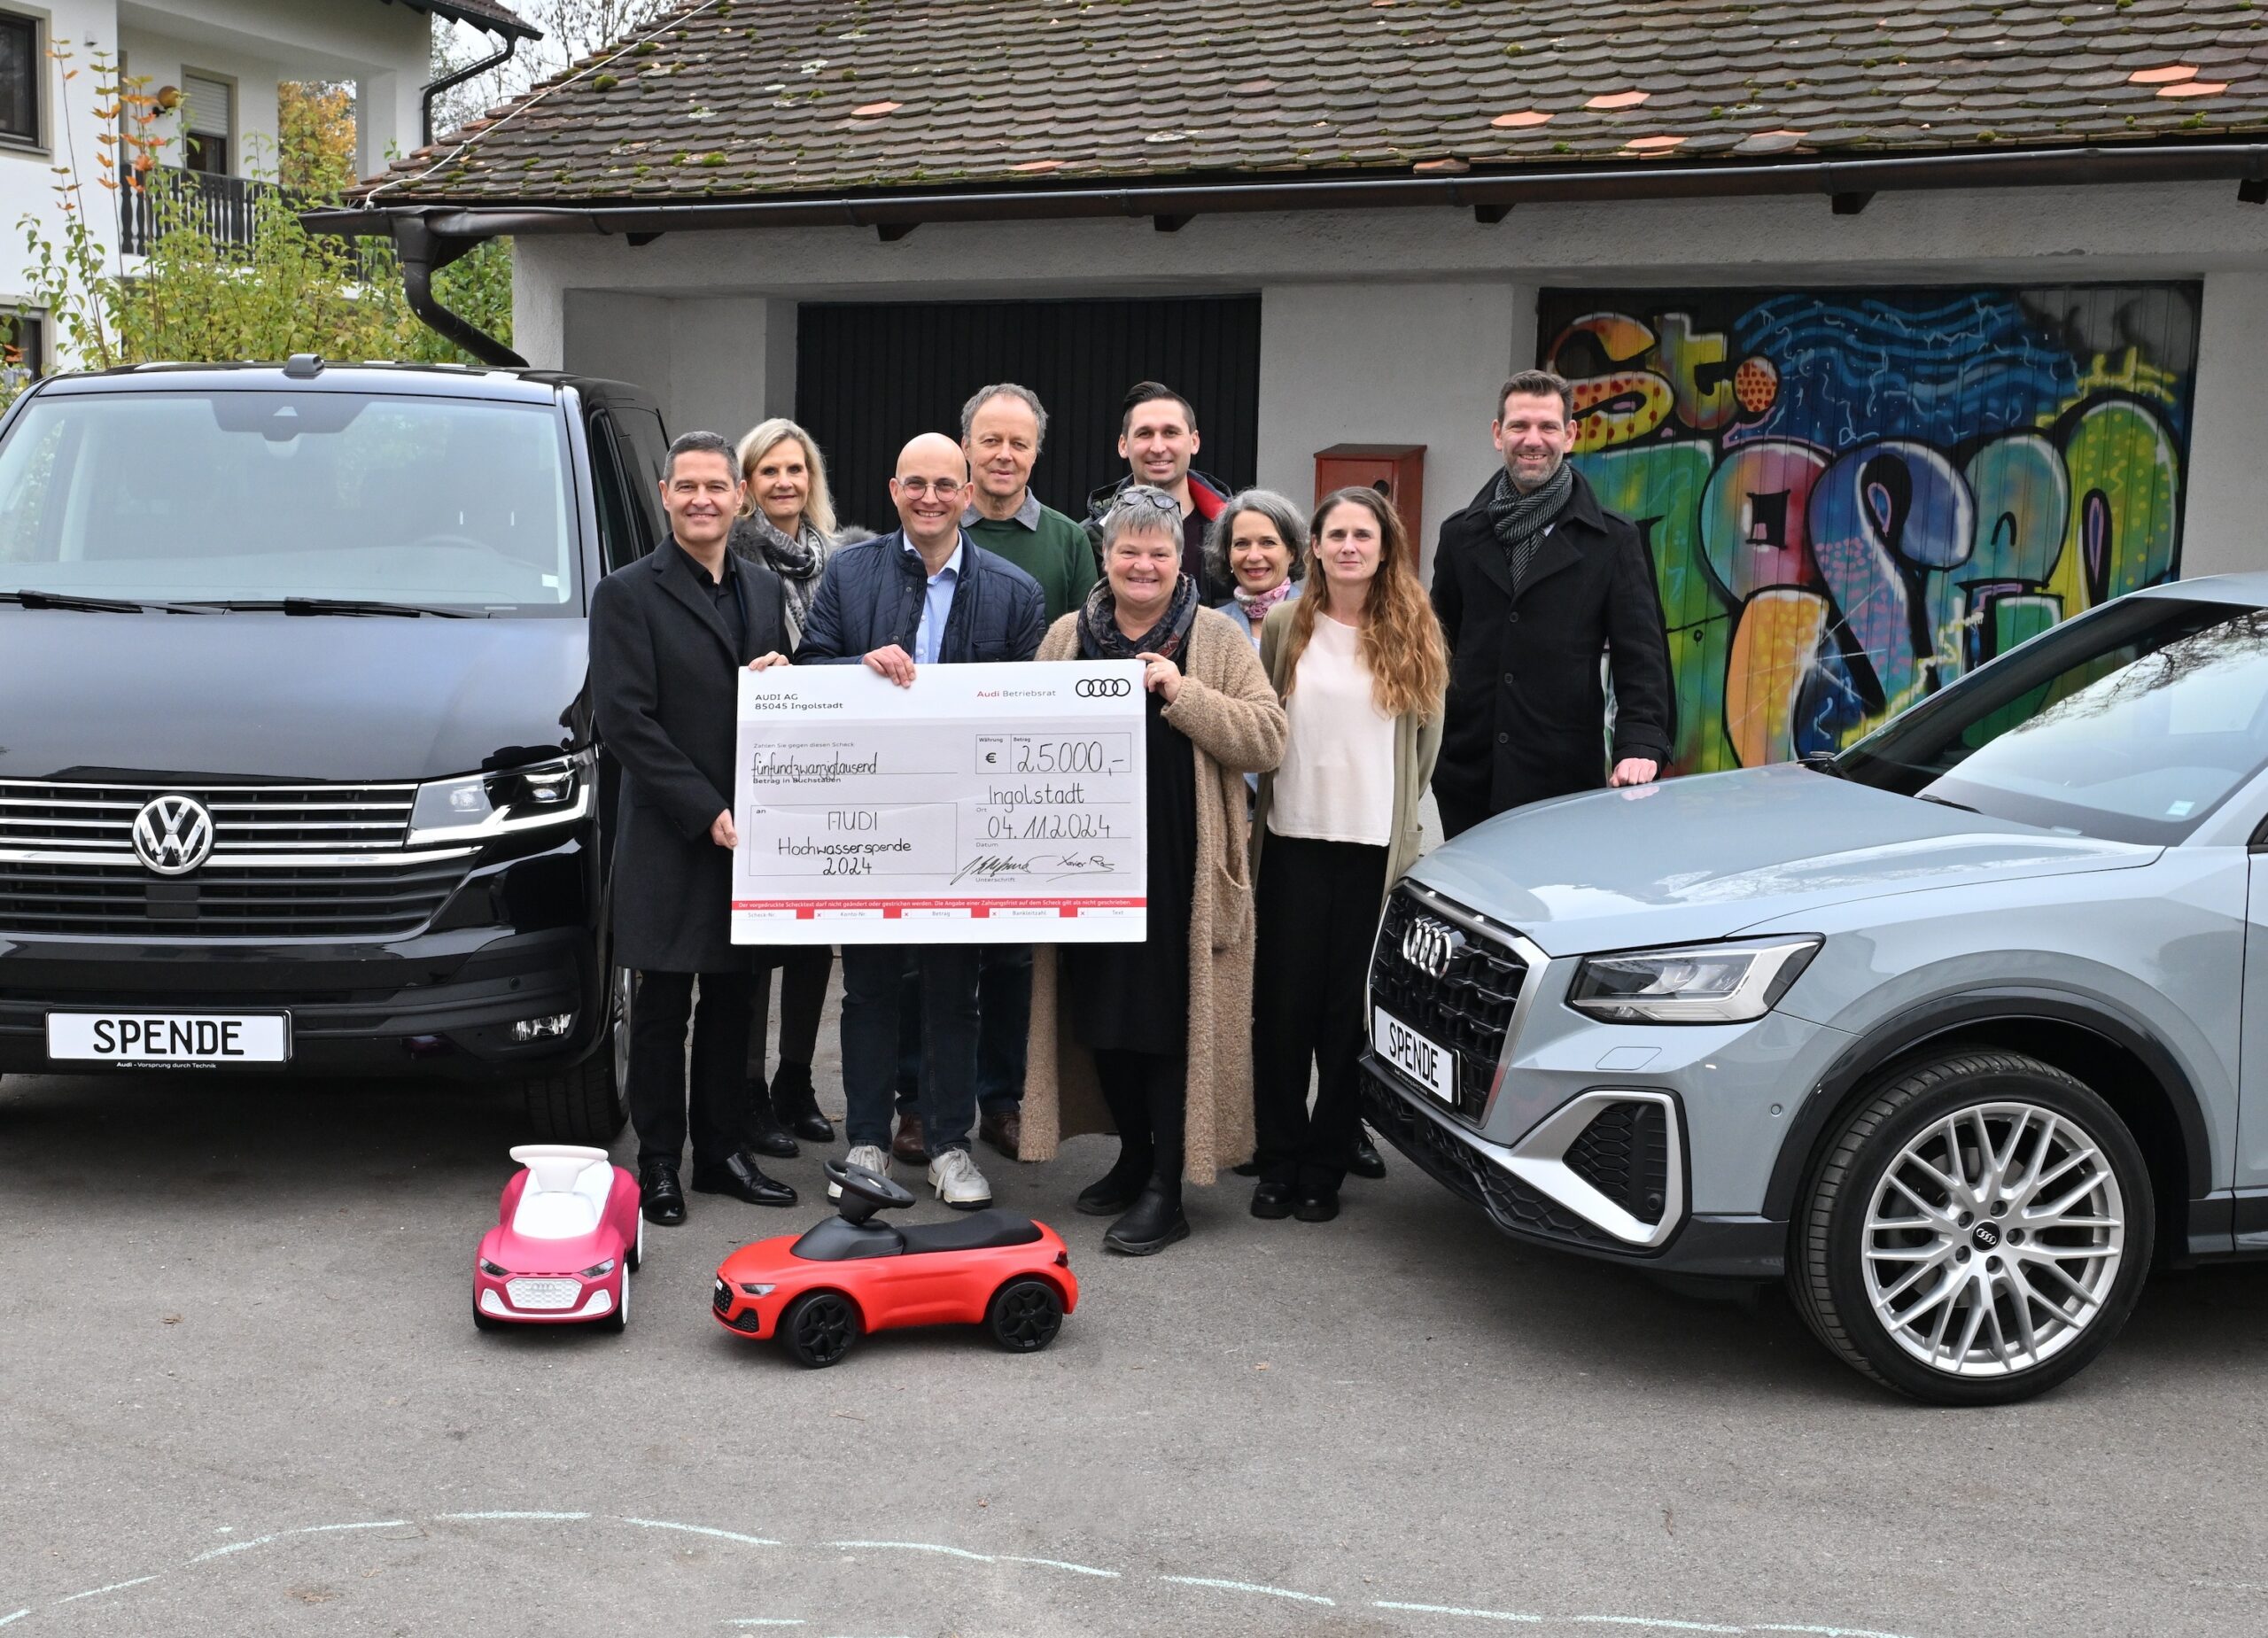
[0,390,579,616]
[1837,595,2268,845]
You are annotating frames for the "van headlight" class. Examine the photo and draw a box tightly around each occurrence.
[1567,937,1821,1024]
[408,749,594,845]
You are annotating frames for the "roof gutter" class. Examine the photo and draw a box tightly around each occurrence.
[308,138,2268,245]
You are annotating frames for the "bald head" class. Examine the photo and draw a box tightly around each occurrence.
[890,431,970,564]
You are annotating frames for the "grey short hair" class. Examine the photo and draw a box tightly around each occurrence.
[960,382,1050,448]
[1098,485,1184,553]
[1204,489,1309,590]
[664,430,737,481]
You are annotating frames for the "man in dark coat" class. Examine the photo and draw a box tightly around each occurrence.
[797,431,1046,1214]
[1082,381,1237,603]
[1430,369,1677,839]
[589,430,799,1226]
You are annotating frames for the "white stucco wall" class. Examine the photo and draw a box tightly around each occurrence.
[518,177,2268,580]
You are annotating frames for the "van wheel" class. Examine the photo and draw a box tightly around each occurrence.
[1790,1050,2152,1406]
[517,969,630,1145]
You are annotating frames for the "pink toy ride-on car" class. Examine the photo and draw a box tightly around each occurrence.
[474,1144,641,1332]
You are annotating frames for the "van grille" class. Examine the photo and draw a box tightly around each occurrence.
[0,856,469,938]
[0,780,416,857]
[1369,885,1528,1123]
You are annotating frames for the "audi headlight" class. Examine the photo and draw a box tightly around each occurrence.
[1568,937,1821,1024]
[409,749,594,845]
[738,1283,775,1297]
[478,1258,508,1277]
[579,1259,617,1279]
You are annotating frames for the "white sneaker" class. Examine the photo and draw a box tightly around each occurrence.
[928,1147,992,1211]
[833,1144,891,1199]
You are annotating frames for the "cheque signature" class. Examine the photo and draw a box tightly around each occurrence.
[951,851,1122,886]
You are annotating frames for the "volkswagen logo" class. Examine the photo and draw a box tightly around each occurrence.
[1401,915,1464,980]
[131,794,214,876]
[1076,678,1132,698]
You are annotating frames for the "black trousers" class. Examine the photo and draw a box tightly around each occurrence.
[1252,835,1389,1194]
[749,945,832,1075]
[1093,1046,1186,1192]
[629,968,755,1173]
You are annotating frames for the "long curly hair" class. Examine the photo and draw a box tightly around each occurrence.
[1278,486,1447,721]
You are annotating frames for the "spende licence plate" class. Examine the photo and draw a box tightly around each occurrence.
[47,1012,291,1067]
[1372,1005,1456,1108]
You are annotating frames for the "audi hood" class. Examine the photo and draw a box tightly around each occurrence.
[0,609,590,784]
[1409,762,2161,959]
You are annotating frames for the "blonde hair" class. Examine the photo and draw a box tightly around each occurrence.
[1279,486,1447,721]
[735,418,837,537]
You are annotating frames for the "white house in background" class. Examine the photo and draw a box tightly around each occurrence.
[0,0,532,376]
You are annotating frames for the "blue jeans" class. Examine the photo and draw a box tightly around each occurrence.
[842,943,979,1156]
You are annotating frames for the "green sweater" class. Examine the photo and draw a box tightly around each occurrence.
[963,498,1098,623]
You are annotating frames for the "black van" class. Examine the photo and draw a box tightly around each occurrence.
[0,360,672,1142]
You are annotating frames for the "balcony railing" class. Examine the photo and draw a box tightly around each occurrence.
[119,167,280,256]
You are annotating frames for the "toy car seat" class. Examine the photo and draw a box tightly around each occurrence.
[792,1160,1045,1261]
[509,1143,613,1238]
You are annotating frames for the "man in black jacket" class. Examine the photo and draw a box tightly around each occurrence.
[589,431,799,1226]
[797,432,1046,1213]
[1430,369,1676,838]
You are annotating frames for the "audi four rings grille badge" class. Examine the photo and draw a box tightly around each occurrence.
[131,794,215,876]
[1076,677,1132,697]
[1402,914,1464,980]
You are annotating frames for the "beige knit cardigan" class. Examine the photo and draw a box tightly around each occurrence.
[1017,605,1288,1183]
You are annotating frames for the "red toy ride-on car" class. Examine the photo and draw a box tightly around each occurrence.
[713,1159,1078,1368]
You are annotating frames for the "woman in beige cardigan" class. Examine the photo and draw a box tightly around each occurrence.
[1020,486,1286,1254]
[1250,486,1446,1222]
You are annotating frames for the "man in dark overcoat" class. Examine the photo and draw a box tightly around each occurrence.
[1429,369,1677,839]
[589,430,798,1225]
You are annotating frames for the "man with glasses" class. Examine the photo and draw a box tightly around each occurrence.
[1429,369,1675,839]
[796,432,1047,1210]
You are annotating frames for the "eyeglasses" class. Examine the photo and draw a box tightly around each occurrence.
[896,477,965,499]
[1111,485,1181,516]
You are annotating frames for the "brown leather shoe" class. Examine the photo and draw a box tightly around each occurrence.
[891,1113,930,1166]
[979,1108,1022,1161]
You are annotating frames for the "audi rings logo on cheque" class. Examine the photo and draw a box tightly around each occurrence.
[1076,677,1133,698]
[131,793,215,875]
[1401,914,1464,980]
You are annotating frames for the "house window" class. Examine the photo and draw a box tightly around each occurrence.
[0,12,40,146]
[0,311,45,391]
[182,72,230,175]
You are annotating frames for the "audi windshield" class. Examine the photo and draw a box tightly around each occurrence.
[0,391,579,615]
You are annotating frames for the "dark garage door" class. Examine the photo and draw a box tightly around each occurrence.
[795,294,1261,533]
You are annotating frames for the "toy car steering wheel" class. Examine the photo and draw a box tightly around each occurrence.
[825,1158,916,1223]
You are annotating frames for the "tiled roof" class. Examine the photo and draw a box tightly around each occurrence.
[361,0,2268,205]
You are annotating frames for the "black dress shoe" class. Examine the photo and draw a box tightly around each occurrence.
[1249,1181,1294,1219]
[639,1163,687,1226]
[691,1149,797,1207]
[746,1082,800,1160]
[1348,1127,1387,1181]
[1103,1184,1190,1255]
[771,1060,835,1144]
[1293,1191,1340,1223]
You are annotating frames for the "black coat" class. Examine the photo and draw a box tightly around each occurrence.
[590,540,790,974]
[795,528,1045,665]
[1430,466,1676,816]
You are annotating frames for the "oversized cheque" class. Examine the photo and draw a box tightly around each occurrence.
[731,660,1146,944]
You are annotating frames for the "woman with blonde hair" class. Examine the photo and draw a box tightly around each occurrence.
[730,417,840,1151]
[1249,486,1447,1223]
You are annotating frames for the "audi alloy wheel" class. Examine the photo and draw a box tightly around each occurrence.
[1792,1050,2153,1405]
[986,1277,1065,1353]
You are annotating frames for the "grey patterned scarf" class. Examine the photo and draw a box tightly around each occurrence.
[730,514,830,641]
[1485,462,1573,596]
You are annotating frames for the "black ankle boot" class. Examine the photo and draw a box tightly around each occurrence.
[1104,1182,1189,1254]
[771,1060,835,1143]
[745,1078,799,1160]
[1076,1144,1153,1215]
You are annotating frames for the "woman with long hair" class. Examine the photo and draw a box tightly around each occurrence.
[1020,486,1286,1255]
[1249,486,1447,1222]
[730,419,841,1152]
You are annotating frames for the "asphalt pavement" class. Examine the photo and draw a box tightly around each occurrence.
[4,982,2268,1638]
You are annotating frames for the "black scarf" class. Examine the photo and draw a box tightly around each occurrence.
[1485,461,1573,595]
[1076,571,1200,663]
[730,514,828,638]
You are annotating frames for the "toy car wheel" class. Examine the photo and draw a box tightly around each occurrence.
[1791,1049,2153,1406]
[598,1270,628,1333]
[986,1277,1064,1353]
[472,1299,505,1334]
[628,1214,644,1272]
[780,1290,859,1369]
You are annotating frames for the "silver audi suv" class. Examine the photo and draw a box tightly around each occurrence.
[1363,573,2268,1403]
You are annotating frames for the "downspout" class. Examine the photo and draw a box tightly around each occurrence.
[390,211,526,368]
[421,27,519,149]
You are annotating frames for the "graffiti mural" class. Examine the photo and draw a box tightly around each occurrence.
[1537,283,2199,773]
